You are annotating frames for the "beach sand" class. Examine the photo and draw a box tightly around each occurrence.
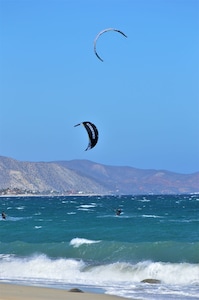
[0,283,129,300]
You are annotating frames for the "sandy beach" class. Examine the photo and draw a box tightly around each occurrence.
[0,283,129,300]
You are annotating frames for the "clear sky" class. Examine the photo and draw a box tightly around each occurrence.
[0,0,199,174]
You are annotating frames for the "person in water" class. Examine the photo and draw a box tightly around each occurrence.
[116,209,122,216]
[2,211,6,219]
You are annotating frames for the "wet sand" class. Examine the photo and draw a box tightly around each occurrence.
[0,283,129,300]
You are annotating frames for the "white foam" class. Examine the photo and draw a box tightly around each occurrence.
[0,255,85,282]
[1,255,198,286]
[142,214,163,218]
[77,204,96,211]
[139,199,151,202]
[0,256,199,299]
[16,206,25,210]
[69,238,101,248]
[3,216,32,221]
[77,208,90,211]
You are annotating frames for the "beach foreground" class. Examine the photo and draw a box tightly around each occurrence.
[0,283,129,300]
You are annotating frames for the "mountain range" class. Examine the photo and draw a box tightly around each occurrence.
[0,156,198,195]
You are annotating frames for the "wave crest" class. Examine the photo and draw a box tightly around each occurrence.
[69,238,101,248]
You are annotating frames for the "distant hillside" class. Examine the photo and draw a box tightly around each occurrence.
[55,160,199,194]
[0,156,198,195]
[0,156,108,195]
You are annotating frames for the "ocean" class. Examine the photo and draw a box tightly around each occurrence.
[0,194,199,299]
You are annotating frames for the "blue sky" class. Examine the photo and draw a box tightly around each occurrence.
[0,0,199,174]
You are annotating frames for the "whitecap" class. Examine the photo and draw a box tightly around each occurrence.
[78,204,96,209]
[4,216,32,221]
[69,237,101,248]
[142,215,163,218]
[139,199,151,202]
[16,206,25,210]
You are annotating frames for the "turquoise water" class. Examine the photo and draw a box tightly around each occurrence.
[0,194,199,299]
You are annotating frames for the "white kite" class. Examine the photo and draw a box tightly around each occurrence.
[94,28,127,62]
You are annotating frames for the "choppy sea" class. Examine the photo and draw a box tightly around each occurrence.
[0,194,199,299]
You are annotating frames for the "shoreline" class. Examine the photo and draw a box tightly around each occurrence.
[0,283,129,300]
[0,193,111,197]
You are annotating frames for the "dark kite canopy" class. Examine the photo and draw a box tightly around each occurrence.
[74,121,99,151]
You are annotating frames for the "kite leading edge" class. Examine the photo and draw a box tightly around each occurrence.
[94,28,127,62]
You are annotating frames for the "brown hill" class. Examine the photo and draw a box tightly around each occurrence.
[0,156,107,195]
[55,160,199,194]
[0,156,198,195]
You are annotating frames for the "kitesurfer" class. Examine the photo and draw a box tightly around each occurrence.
[116,209,122,216]
[2,211,6,219]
